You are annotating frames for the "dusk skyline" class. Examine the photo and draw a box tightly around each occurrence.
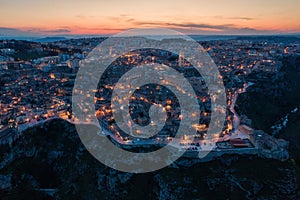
[1,0,300,198]
[0,0,300,37]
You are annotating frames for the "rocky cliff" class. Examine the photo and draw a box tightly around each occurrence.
[0,119,299,199]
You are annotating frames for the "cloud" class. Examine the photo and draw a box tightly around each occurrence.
[24,27,72,35]
[44,29,71,33]
[81,27,129,33]
[132,21,234,30]
[75,15,86,19]
[0,27,73,38]
[0,27,40,37]
[75,15,96,19]
[165,22,235,30]
[213,16,255,21]
[229,17,255,21]
[127,20,275,34]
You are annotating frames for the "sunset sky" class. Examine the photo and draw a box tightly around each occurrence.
[0,0,299,36]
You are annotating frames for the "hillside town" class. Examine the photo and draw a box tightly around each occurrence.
[0,36,299,160]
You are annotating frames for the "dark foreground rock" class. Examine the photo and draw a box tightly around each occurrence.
[0,119,299,200]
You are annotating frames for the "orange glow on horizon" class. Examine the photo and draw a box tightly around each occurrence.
[0,0,299,35]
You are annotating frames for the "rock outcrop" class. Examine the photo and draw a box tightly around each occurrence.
[0,119,299,199]
[251,130,289,161]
